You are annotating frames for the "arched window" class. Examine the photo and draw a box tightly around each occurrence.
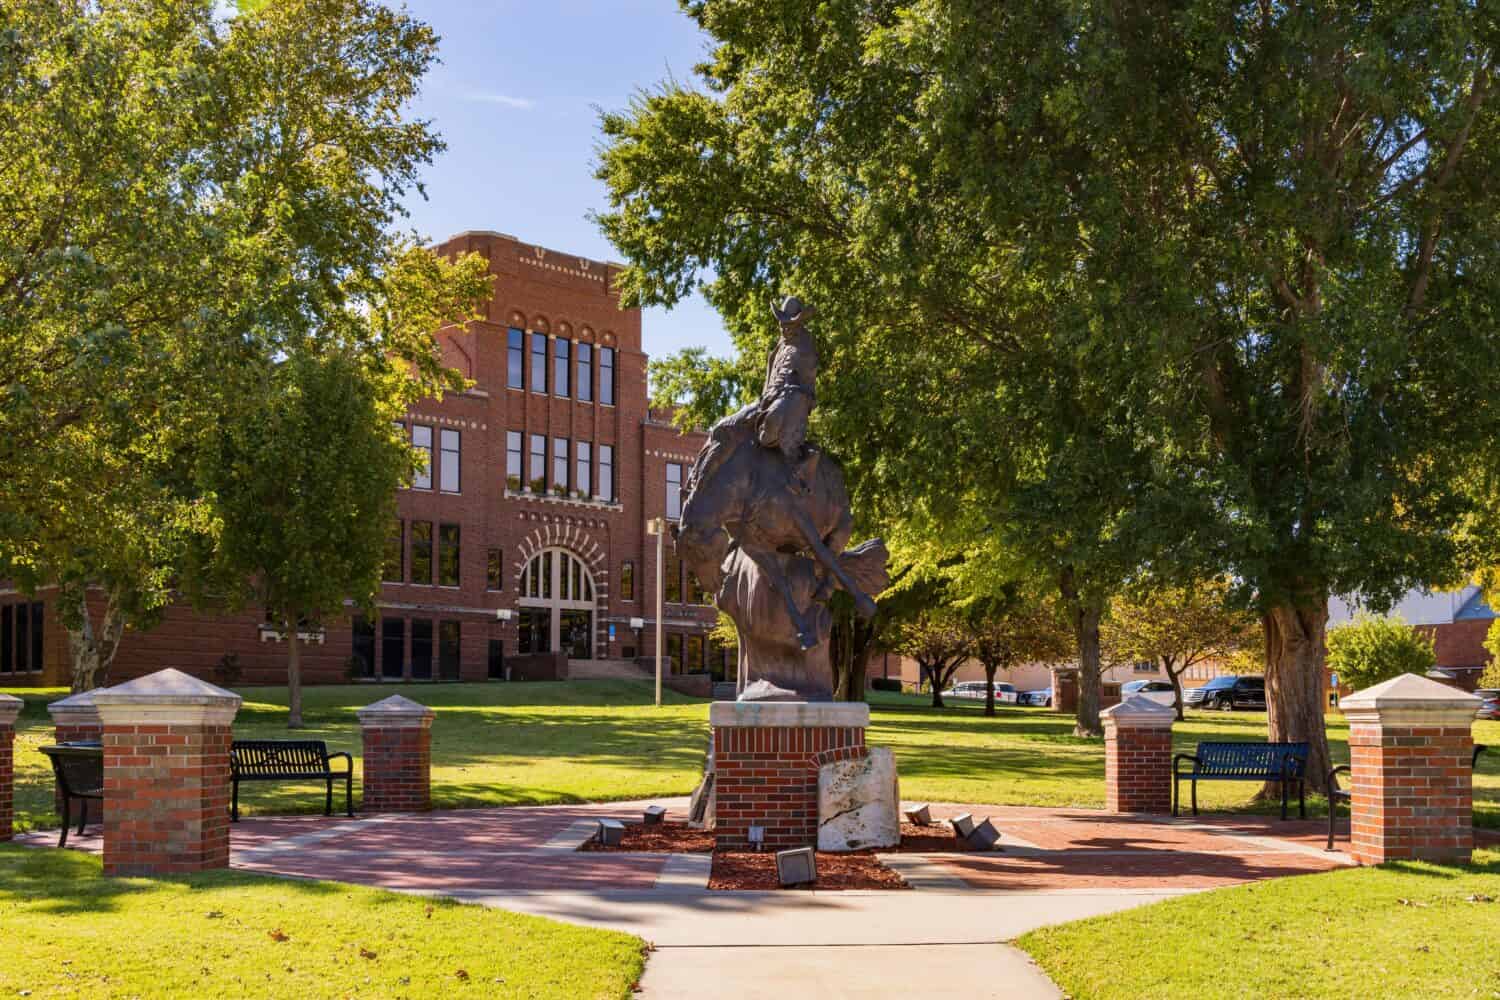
[517,549,596,659]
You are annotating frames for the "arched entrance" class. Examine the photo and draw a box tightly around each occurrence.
[517,548,597,659]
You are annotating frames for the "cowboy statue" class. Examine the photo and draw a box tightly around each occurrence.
[674,297,888,701]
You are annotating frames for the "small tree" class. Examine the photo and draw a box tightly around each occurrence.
[888,610,971,709]
[1104,580,1262,720]
[1325,614,1436,694]
[966,596,1073,717]
[1478,620,1500,690]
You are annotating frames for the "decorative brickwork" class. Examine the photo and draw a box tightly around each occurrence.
[1341,673,1482,865]
[0,695,21,842]
[710,701,870,850]
[1103,695,1176,814]
[48,689,103,823]
[92,670,241,876]
[358,695,435,812]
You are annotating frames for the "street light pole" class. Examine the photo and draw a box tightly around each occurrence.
[647,517,665,707]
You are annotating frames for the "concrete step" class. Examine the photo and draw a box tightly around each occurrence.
[567,658,653,681]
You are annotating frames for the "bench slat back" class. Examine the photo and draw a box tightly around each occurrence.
[231,740,333,776]
[1195,741,1309,778]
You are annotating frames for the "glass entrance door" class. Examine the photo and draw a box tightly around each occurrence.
[561,610,593,659]
[517,548,597,660]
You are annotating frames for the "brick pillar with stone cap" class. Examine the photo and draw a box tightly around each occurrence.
[1341,672,1482,865]
[93,668,242,876]
[48,688,104,824]
[0,694,22,842]
[357,695,434,813]
[1103,694,1176,814]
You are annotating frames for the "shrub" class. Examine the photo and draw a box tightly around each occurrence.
[1325,613,1435,692]
[214,652,242,687]
[1480,620,1500,689]
[870,677,903,692]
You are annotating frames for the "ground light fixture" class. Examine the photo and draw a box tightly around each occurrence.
[747,825,765,850]
[949,813,976,840]
[967,818,1002,851]
[596,819,625,846]
[643,805,666,826]
[904,804,932,826]
[775,847,816,887]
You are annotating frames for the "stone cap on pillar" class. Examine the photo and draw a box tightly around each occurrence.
[92,668,242,727]
[47,687,104,725]
[709,700,870,729]
[0,692,22,728]
[1340,672,1482,726]
[1101,694,1176,731]
[357,694,435,729]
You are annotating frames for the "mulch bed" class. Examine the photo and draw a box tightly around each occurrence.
[890,821,987,853]
[709,850,911,891]
[579,821,714,853]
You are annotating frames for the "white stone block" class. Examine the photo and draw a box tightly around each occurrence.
[817,747,900,851]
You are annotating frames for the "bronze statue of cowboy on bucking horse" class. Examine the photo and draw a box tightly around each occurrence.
[673,297,888,700]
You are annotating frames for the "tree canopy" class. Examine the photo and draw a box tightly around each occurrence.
[1325,614,1437,694]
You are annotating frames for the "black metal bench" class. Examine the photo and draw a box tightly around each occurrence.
[1325,744,1488,851]
[39,742,103,848]
[229,740,353,822]
[1173,741,1309,820]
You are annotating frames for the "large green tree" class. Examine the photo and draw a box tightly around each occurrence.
[598,2,1500,781]
[0,0,472,689]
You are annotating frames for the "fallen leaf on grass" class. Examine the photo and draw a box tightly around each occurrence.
[268,929,290,942]
[206,911,224,919]
[359,948,377,960]
[1397,898,1428,908]
[455,969,470,981]
[1467,894,1494,903]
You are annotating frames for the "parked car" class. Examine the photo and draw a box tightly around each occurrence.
[1184,675,1266,711]
[1121,679,1177,708]
[1478,689,1500,721]
[1020,688,1053,707]
[941,680,1019,703]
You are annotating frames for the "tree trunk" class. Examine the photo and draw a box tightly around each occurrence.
[1073,603,1103,737]
[286,622,304,729]
[923,661,945,708]
[1264,599,1331,794]
[66,589,125,693]
[983,662,998,717]
[1163,654,1185,722]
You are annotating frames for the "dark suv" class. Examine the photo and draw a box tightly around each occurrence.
[1184,675,1266,711]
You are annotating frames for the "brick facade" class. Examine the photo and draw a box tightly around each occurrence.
[357,695,435,812]
[4,232,719,690]
[0,695,19,842]
[1342,674,1482,865]
[94,670,242,877]
[710,702,870,850]
[1102,696,1176,814]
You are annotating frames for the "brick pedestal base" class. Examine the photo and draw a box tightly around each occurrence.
[1342,673,1482,865]
[0,695,21,842]
[1103,695,1175,814]
[49,689,104,824]
[93,669,241,876]
[358,695,434,812]
[711,701,869,850]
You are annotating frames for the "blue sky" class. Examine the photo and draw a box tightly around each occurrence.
[399,1,734,360]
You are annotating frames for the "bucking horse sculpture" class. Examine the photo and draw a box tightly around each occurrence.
[673,297,888,700]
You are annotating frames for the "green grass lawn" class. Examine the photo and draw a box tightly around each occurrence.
[1018,847,1500,999]
[7,680,1497,830]
[0,844,645,999]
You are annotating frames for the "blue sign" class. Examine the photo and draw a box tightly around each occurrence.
[608,623,616,640]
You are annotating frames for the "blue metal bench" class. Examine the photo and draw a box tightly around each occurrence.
[1325,744,1487,851]
[1173,741,1308,820]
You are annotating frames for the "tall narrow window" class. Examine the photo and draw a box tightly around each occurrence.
[576,342,593,402]
[440,621,461,680]
[15,602,28,672]
[666,462,683,520]
[412,425,433,489]
[410,619,434,680]
[667,633,683,674]
[664,548,682,603]
[381,617,405,679]
[438,523,460,587]
[620,560,635,601]
[599,444,614,502]
[575,442,591,498]
[552,437,568,493]
[554,338,570,397]
[687,634,705,673]
[529,434,546,492]
[383,519,404,582]
[530,332,547,392]
[506,431,522,490]
[351,616,376,679]
[31,602,44,671]
[599,347,615,406]
[411,521,433,585]
[0,605,11,673]
[507,328,524,389]
[487,548,503,591]
[439,429,460,493]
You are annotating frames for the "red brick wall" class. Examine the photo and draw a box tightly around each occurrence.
[1105,726,1173,814]
[102,722,233,876]
[361,725,432,812]
[1348,719,1474,864]
[713,724,866,849]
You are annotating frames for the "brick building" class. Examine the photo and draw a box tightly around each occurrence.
[1,232,722,689]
